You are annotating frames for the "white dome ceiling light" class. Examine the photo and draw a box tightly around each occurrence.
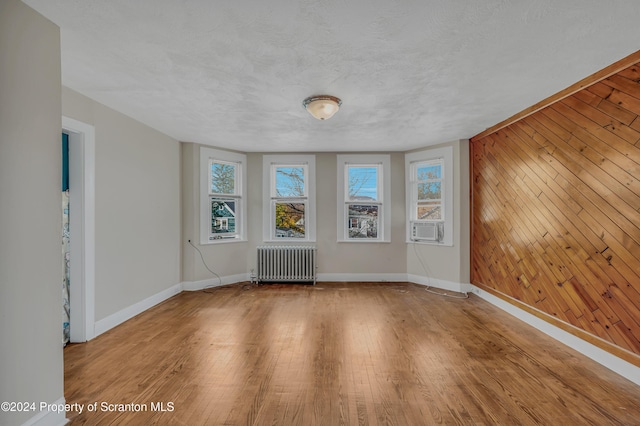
[303,95,342,120]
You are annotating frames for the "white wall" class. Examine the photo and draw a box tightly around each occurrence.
[407,140,471,287]
[181,143,250,283]
[312,152,407,278]
[182,146,407,283]
[62,87,181,322]
[0,1,64,425]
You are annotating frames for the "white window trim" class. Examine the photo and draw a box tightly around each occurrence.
[200,147,247,244]
[405,146,453,246]
[337,154,391,243]
[262,154,316,242]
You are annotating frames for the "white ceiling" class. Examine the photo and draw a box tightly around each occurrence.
[23,0,640,152]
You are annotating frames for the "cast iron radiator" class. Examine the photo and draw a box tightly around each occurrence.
[256,246,317,284]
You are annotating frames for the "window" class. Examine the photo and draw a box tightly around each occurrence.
[337,155,390,242]
[406,146,453,245]
[200,147,246,244]
[263,155,316,241]
[414,159,443,221]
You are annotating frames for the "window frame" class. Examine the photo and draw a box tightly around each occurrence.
[200,147,247,244]
[336,154,391,243]
[405,146,453,246]
[413,158,444,221]
[263,155,316,242]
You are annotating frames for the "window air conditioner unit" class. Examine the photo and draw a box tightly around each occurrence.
[411,221,443,242]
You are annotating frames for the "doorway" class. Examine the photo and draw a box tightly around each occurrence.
[62,116,96,342]
[62,132,70,345]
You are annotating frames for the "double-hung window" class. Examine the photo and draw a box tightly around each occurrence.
[414,159,444,221]
[263,155,316,241]
[337,154,390,242]
[405,146,453,245]
[200,147,246,244]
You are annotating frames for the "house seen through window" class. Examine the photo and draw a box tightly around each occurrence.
[337,154,390,242]
[263,155,316,242]
[209,160,239,238]
[345,165,381,239]
[200,147,246,244]
[273,165,307,239]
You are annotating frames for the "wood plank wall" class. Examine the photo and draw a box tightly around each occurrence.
[470,62,640,362]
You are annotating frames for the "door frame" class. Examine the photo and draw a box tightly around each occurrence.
[63,116,96,342]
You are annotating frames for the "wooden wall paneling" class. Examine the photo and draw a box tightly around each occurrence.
[537,234,599,319]
[475,139,554,303]
[602,74,640,115]
[604,72,640,94]
[524,116,611,253]
[471,58,640,360]
[600,86,640,120]
[531,110,640,271]
[480,145,542,283]
[489,138,573,296]
[566,86,640,141]
[551,100,640,200]
[598,98,638,127]
[572,89,602,108]
[617,62,640,81]
[536,191,615,294]
[632,120,640,138]
[562,94,640,145]
[591,307,628,347]
[473,174,524,289]
[473,167,527,295]
[528,109,640,322]
[586,81,616,100]
[487,128,625,338]
[510,124,581,215]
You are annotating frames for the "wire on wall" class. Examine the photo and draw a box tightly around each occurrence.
[187,240,255,292]
[188,240,222,291]
[412,242,468,299]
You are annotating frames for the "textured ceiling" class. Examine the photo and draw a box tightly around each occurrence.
[22,0,640,152]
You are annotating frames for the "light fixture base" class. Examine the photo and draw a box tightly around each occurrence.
[303,95,342,120]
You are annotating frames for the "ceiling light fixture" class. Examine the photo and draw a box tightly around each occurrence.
[303,95,342,120]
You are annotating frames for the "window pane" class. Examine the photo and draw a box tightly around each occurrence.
[347,204,378,238]
[275,202,305,238]
[418,182,441,200]
[348,166,378,201]
[211,199,236,234]
[211,162,236,194]
[417,164,442,180]
[275,167,305,197]
[417,201,441,220]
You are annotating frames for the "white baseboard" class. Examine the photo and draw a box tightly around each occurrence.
[94,283,182,337]
[21,396,68,426]
[182,273,249,291]
[408,274,472,293]
[93,275,249,337]
[317,273,408,282]
[471,285,640,387]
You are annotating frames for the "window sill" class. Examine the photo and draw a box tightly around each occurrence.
[406,239,452,247]
[338,239,390,243]
[262,239,316,244]
[200,237,247,245]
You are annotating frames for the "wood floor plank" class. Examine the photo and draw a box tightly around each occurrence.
[64,283,640,425]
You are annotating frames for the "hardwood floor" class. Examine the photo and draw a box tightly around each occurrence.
[64,282,640,425]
